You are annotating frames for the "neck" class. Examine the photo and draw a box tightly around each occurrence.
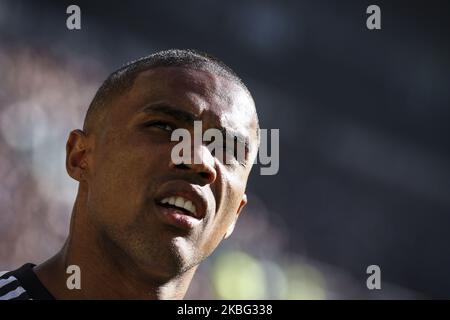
[34,189,197,300]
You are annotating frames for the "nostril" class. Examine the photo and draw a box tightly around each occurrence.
[199,172,211,180]
[175,163,190,170]
[172,160,216,184]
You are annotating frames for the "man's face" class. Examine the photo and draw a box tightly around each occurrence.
[82,67,258,277]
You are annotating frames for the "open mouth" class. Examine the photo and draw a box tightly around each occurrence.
[155,195,204,231]
[157,196,198,219]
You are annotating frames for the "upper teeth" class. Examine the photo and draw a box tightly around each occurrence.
[160,196,197,216]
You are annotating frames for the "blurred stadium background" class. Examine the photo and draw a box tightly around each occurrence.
[1,0,450,299]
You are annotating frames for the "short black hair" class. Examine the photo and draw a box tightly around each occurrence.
[83,49,258,136]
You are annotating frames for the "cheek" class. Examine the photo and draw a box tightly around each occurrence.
[94,132,167,186]
[91,114,175,187]
[215,176,248,230]
[87,139,160,221]
[199,183,245,251]
[197,210,237,258]
[218,174,247,217]
[87,155,138,226]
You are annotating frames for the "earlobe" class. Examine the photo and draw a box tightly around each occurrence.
[224,194,248,240]
[66,129,89,182]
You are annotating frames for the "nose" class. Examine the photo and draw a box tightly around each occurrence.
[170,144,217,186]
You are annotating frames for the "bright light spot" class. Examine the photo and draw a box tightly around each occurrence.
[212,250,266,299]
[31,135,78,207]
[283,263,326,300]
[260,260,288,299]
[0,101,49,151]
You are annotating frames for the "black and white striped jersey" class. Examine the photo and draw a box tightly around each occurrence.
[0,264,54,300]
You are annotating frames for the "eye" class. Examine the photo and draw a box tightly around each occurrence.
[223,138,248,167]
[144,121,174,132]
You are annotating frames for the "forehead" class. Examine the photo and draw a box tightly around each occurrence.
[123,66,257,137]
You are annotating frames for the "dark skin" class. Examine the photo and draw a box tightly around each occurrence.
[34,66,259,299]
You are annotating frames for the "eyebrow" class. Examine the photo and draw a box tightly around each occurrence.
[138,103,199,124]
[138,102,250,153]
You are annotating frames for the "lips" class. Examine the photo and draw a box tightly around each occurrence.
[154,185,208,231]
[155,205,201,231]
[159,196,197,217]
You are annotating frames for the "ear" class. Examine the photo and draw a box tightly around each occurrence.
[224,194,248,240]
[66,129,90,182]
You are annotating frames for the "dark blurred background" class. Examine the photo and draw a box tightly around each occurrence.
[1,0,449,299]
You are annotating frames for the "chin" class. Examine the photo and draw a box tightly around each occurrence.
[125,235,200,278]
